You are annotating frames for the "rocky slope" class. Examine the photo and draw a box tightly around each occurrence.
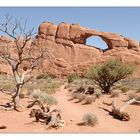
[0,21,140,77]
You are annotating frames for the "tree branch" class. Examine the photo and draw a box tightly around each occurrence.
[120,98,140,112]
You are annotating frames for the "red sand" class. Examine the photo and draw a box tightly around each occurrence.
[0,85,140,133]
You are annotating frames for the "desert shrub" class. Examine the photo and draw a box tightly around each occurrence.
[40,93,58,105]
[119,85,130,93]
[81,113,98,126]
[71,92,79,99]
[86,60,134,94]
[31,89,57,105]
[1,82,15,92]
[84,95,97,104]
[76,93,86,102]
[66,78,93,93]
[24,78,61,94]
[49,81,60,90]
[76,86,85,93]
[67,73,79,83]
[110,90,120,98]
[41,80,60,94]
[0,74,15,92]
[36,73,48,79]
[94,89,102,98]
[31,89,42,99]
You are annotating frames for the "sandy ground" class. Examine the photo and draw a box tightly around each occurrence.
[0,85,140,133]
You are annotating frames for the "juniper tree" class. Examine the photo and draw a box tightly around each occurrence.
[86,60,134,94]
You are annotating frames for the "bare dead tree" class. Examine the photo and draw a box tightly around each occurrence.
[0,15,48,111]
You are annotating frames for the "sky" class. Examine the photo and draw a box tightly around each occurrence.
[0,7,140,49]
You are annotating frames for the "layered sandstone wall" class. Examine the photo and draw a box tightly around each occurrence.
[0,21,140,77]
[34,21,140,77]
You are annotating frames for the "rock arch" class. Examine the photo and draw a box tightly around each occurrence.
[34,21,140,77]
[86,35,109,50]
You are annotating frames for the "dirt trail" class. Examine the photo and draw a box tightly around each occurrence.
[0,85,140,133]
[51,85,140,133]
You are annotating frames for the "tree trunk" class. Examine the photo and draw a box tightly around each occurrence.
[103,85,111,94]
[12,68,31,111]
[12,84,22,111]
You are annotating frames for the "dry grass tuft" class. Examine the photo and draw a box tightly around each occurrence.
[119,85,130,93]
[94,89,102,98]
[31,89,58,105]
[79,113,98,127]
[83,95,97,104]
[76,93,86,102]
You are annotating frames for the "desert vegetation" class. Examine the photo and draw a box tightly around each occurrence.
[86,60,134,94]
[67,73,79,83]
[30,89,58,105]
[0,74,15,93]
[66,78,100,104]
[0,57,140,132]
[0,16,140,133]
[78,113,98,126]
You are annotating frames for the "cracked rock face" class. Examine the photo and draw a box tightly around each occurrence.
[0,22,140,77]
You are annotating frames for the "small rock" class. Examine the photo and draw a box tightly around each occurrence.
[70,119,75,121]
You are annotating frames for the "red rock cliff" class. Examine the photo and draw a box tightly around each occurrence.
[34,22,140,77]
[0,22,140,78]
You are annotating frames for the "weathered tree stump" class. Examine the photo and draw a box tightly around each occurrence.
[103,98,140,121]
[46,109,63,129]
[29,108,65,129]
[27,99,50,112]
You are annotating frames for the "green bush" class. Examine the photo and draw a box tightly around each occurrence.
[36,73,48,79]
[36,73,58,79]
[67,73,79,83]
[86,60,134,94]
[119,85,130,93]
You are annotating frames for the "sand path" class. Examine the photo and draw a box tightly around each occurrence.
[0,85,140,133]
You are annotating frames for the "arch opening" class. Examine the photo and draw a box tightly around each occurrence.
[86,36,109,50]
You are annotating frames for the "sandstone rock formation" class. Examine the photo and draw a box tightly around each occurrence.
[34,21,140,77]
[0,22,140,78]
